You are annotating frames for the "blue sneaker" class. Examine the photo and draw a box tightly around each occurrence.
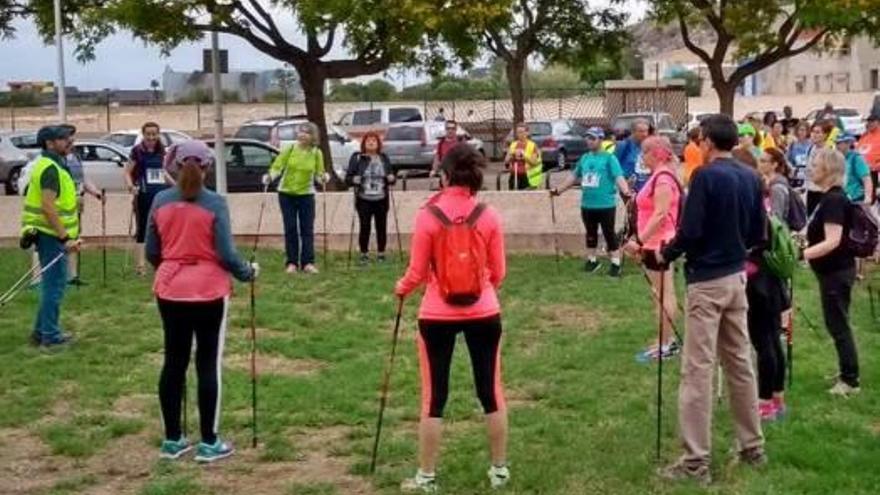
[159,437,192,460]
[194,439,234,463]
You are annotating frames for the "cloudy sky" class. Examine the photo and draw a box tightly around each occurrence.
[0,1,647,91]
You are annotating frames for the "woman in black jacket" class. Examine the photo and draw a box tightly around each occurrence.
[345,131,396,264]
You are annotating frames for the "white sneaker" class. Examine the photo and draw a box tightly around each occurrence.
[488,464,510,489]
[829,380,861,397]
[400,471,437,493]
[302,264,320,275]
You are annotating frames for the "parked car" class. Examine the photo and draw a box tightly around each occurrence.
[204,139,281,193]
[804,107,866,137]
[332,105,424,139]
[504,119,590,170]
[4,131,41,160]
[684,111,714,131]
[611,112,687,157]
[383,122,485,172]
[235,118,358,179]
[0,132,30,194]
[72,140,130,192]
[743,110,785,124]
[101,129,192,153]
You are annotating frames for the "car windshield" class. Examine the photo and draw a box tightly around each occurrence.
[612,116,654,133]
[106,134,137,147]
[836,109,859,117]
[385,126,423,141]
[389,108,423,123]
[234,125,272,142]
[527,122,553,136]
[9,134,38,148]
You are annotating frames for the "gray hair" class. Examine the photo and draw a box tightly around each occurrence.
[298,122,321,147]
[631,118,650,132]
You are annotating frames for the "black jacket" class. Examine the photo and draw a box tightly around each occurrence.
[345,152,395,195]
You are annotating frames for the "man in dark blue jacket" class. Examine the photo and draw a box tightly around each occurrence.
[654,114,767,485]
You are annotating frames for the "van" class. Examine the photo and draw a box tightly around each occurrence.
[333,106,424,139]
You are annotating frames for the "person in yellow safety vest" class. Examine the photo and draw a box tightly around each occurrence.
[20,125,82,349]
[504,123,542,190]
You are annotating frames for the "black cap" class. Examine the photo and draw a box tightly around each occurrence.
[36,125,75,149]
[867,113,880,122]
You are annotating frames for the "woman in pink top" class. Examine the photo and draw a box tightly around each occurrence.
[145,140,258,463]
[624,136,682,361]
[395,145,509,492]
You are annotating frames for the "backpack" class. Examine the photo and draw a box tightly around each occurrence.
[772,180,807,231]
[624,170,685,240]
[845,202,880,258]
[762,216,799,279]
[426,203,488,306]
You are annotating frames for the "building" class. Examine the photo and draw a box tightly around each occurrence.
[642,35,880,97]
[161,66,303,104]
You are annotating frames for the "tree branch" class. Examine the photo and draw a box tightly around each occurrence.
[677,12,712,67]
[318,24,337,58]
[484,29,512,60]
[728,28,829,85]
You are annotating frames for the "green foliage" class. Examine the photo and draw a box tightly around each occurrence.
[0,90,41,107]
[177,88,240,104]
[669,68,702,97]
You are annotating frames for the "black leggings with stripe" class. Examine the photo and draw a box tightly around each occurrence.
[157,298,227,444]
[417,316,505,418]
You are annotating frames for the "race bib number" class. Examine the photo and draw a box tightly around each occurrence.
[635,155,649,175]
[146,168,164,185]
[581,172,600,188]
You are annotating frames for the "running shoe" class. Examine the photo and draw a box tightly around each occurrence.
[39,334,73,351]
[67,277,87,287]
[738,447,768,467]
[608,263,622,278]
[285,264,298,275]
[400,471,438,493]
[488,464,510,489]
[828,380,861,397]
[758,401,777,422]
[194,439,234,463]
[636,341,680,363]
[377,253,387,263]
[657,459,711,486]
[302,264,320,275]
[358,253,370,266]
[584,260,601,273]
[159,437,192,460]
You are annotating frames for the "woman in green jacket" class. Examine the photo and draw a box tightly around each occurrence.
[266,122,327,274]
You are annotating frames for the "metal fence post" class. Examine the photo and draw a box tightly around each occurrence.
[196,100,201,131]
[423,90,428,122]
[105,89,112,132]
[491,90,498,161]
[452,99,456,121]
[558,89,563,119]
[9,100,15,131]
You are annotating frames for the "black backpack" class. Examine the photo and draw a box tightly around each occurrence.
[771,181,807,231]
[846,203,880,258]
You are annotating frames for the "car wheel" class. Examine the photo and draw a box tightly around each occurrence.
[5,167,21,195]
[556,149,566,170]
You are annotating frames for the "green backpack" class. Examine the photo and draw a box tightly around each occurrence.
[762,216,799,279]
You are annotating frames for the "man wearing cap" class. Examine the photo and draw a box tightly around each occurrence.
[737,123,761,159]
[551,127,632,277]
[615,118,651,191]
[836,134,873,204]
[21,125,83,349]
[858,114,880,200]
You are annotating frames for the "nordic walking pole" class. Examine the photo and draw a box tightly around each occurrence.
[549,191,560,271]
[347,191,357,269]
[249,181,270,448]
[182,375,188,438]
[655,271,665,461]
[787,281,794,389]
[123,197,134,278]
[321,177,328,270]
[638,267,684,345]
[369,296,405,474]
[101,189,107,287]
[0,252,65,308]
[390,186,404,265]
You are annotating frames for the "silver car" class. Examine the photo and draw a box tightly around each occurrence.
[383,122,485,172]
[0,133,30,195]
[72,140,130,192]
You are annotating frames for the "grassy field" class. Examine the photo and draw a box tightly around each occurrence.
[0,248,878,495]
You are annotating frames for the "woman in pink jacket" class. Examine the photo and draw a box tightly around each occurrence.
[145,140,258,463]
[395,145,509,493]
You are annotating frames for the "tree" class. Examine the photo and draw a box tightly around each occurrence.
[669,69,702,96]
[651,0,880,115]
[0,1,29,38]
[442,0,626,121]
[27,0,490,185]
[149,79,160,104]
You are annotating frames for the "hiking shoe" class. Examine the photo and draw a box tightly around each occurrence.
[488,464,510,489]
[285,264,298,275]
[400,472,438,493]
[829,380,861,397]
[302,264,320,275]
[194,439,234,463]
[758,401,777,422]
[738,447,768,467]
[377,253,387,263]
[159,437,193,460]
[584,260,601,273]
[636,341,680,363]
[608,263,622,278]
[358,253,370,266]
[657,460,712,486]
[39,334,73,351]
[67,277,87,287]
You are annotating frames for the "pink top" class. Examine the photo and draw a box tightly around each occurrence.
[635,168,681,250]
[396,187,506,321]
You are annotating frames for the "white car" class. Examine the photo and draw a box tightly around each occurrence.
[805,108,866,137]
[332,105,424,141]
[102,129,192,154]
[684,111,714,131]
[72,140,130,192]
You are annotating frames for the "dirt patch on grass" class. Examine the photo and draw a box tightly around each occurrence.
[538,304,606,334]
[112,394,153,419]
[227,353,327,377]
[870,422,880,437]
[0,427,73,494]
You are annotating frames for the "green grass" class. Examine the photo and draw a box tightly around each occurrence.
[1,248,879,494]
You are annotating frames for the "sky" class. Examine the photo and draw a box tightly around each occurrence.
[0,1,646,91]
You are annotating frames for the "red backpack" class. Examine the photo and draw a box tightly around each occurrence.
[426,203,488,306]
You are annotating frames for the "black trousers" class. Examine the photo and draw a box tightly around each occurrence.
[815,267,860,387]
[581,207,619,251]
[135,191,158,243]
[417,316,505,418]
[157,298,227,443]
[806,190,825,216]
[508,172,529,190]
[746,271,787,399]
[356,195,389,254]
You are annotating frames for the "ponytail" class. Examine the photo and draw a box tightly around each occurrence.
[178,162,203,200]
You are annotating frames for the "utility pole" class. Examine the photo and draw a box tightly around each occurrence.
[54,0,67,122]
[212,29,227,195]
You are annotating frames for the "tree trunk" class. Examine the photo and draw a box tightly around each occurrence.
[506,57,526,125]
[714,80,737,117]
[300,68,345,190]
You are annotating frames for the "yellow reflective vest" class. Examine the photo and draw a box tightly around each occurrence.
[507,139,544,188]
[21,155,80,239]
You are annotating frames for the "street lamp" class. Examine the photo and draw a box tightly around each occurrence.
[54,0,66,122]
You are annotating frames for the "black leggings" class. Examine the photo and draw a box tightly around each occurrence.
[508,172,529,190]
[581,207,619,251]
[356,196,389,254]
[157,298,227,443]
[746,272,786,400]
[816,266,860,387]
[135,191,158,243]
[417,316,505,418]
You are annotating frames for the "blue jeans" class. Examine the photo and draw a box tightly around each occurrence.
[278,193,315,267]
[34,233,67,343]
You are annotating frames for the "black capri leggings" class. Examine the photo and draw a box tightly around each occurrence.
[356,195,389,254]
[135,191,158,243]
[581,207,619,251]
[417,316,506,418]
[157,297,228,444]
[746,272,786,400]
